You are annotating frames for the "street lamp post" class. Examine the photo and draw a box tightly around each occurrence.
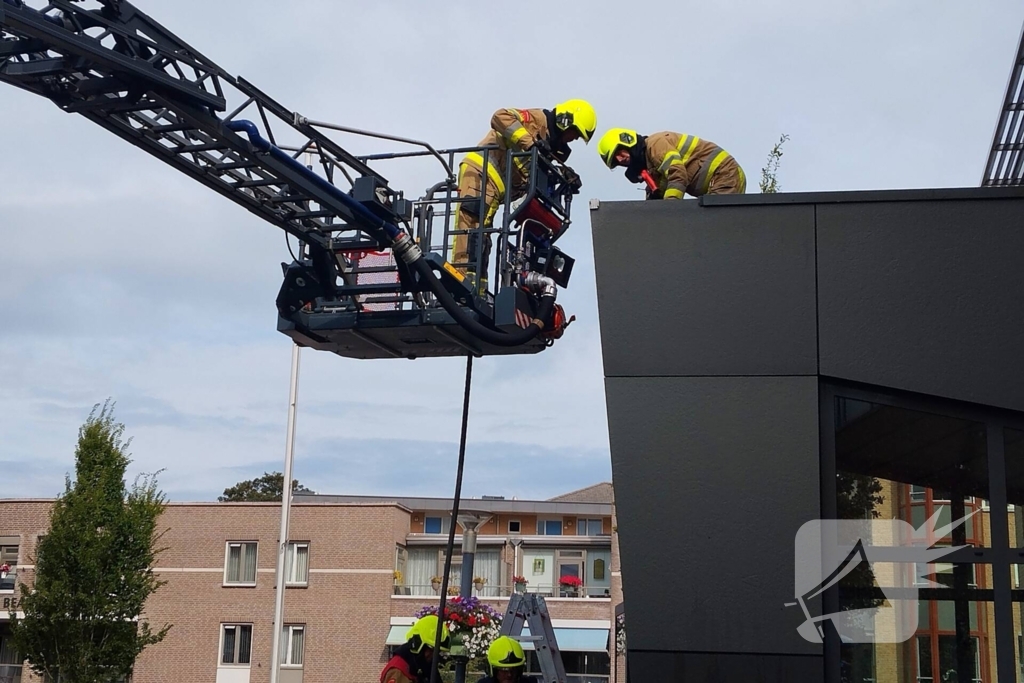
[454,511,492,683]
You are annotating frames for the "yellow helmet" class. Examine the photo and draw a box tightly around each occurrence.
[406,615,451,654]
[553,99,597,143]
[597,128,640,169]
[487,636,527,669]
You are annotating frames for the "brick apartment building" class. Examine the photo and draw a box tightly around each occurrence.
[0,483,623,683]
[842,481,1024,683]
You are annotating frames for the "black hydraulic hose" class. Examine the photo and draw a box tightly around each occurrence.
[430,354,473,683]
[411,259,554,347]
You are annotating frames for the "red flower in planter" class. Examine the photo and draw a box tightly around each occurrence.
[558,575,583,588]
[468,616,477,626]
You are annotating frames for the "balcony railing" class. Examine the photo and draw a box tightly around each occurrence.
[393,584,611,598]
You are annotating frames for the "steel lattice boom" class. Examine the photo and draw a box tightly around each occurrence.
[983,22,1024,186]
[0,0,581,360]
[0,0,391,250]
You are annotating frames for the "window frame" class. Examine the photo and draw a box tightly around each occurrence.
[424,516,443,534]
[219,623,254,667]
[508,519,521,534]
[576,518,604,536]
[223,541,259,586]
[537,519,563,536]
[280,624,305,668]
[0,542,17,592]
[285,541,309,587]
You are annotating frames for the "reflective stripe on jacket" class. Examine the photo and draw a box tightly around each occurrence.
[464,108,550,194]
[645,131,736,199]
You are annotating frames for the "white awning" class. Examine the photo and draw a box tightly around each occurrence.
[518,626,609,653]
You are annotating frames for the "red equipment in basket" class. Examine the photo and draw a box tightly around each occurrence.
[518,198,566,241]
[542,303,575,341]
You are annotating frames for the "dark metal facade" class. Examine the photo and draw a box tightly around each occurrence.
[591,187,1024,682]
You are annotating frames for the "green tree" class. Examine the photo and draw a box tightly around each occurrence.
[218,471,313,502]
[10,400,171,683]
[760,133,790,194]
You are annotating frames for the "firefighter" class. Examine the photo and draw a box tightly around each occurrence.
[452,99,596,288]
[476,636,538,683]
[596,128,746,199]
[380,615,451,683]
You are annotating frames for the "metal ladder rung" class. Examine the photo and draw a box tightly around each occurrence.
[176,142,228,153]
[0,38,47,57]
[291,210,335,219]
[148,122,195,133]
[234,178,283,188]
[267,194,307,204]
[3,57,63,76]
[215,161,256,170]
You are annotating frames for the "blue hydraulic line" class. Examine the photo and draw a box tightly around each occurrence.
[224,119,402,241]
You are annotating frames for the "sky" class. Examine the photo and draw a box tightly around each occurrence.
[1,0,1022,503]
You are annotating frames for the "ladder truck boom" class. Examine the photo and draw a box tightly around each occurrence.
[1,0,580,360]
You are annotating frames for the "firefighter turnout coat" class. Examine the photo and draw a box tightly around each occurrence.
[644,131,746,199]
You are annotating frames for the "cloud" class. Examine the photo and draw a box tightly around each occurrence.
[1,0,1021,502]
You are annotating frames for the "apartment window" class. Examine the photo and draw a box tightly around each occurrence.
[221,624,253,665]
[285,542,309,586]
[577,519,604,536]
[508,520,521,534]
[0,539,17,591]
[537,519,563,536]
[914,562,977,588]
[424,517,442,534]
[279,624,305,667]
[0,630,22,682]
[224,542,258,585]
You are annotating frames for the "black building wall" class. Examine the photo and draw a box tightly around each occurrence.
[590,187,1024,682]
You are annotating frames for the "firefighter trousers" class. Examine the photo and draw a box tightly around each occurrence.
[452,158,503,274]
[706,157,747,194]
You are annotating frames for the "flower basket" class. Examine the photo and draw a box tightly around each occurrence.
[512,575,528,593]
[558,574,583,596]
[430,576,442,591]
[472,576,486,591]
[416,596,504,660]
[0,563,10,580]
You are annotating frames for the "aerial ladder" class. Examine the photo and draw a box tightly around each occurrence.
[0,0,581,360]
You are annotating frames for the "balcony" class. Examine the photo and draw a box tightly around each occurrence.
[393,583,610,599]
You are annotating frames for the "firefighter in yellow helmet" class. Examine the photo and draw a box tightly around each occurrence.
[597,127,746,199]
[452,99,596,286]
[380,615,451,683]
[476,636,538,683]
